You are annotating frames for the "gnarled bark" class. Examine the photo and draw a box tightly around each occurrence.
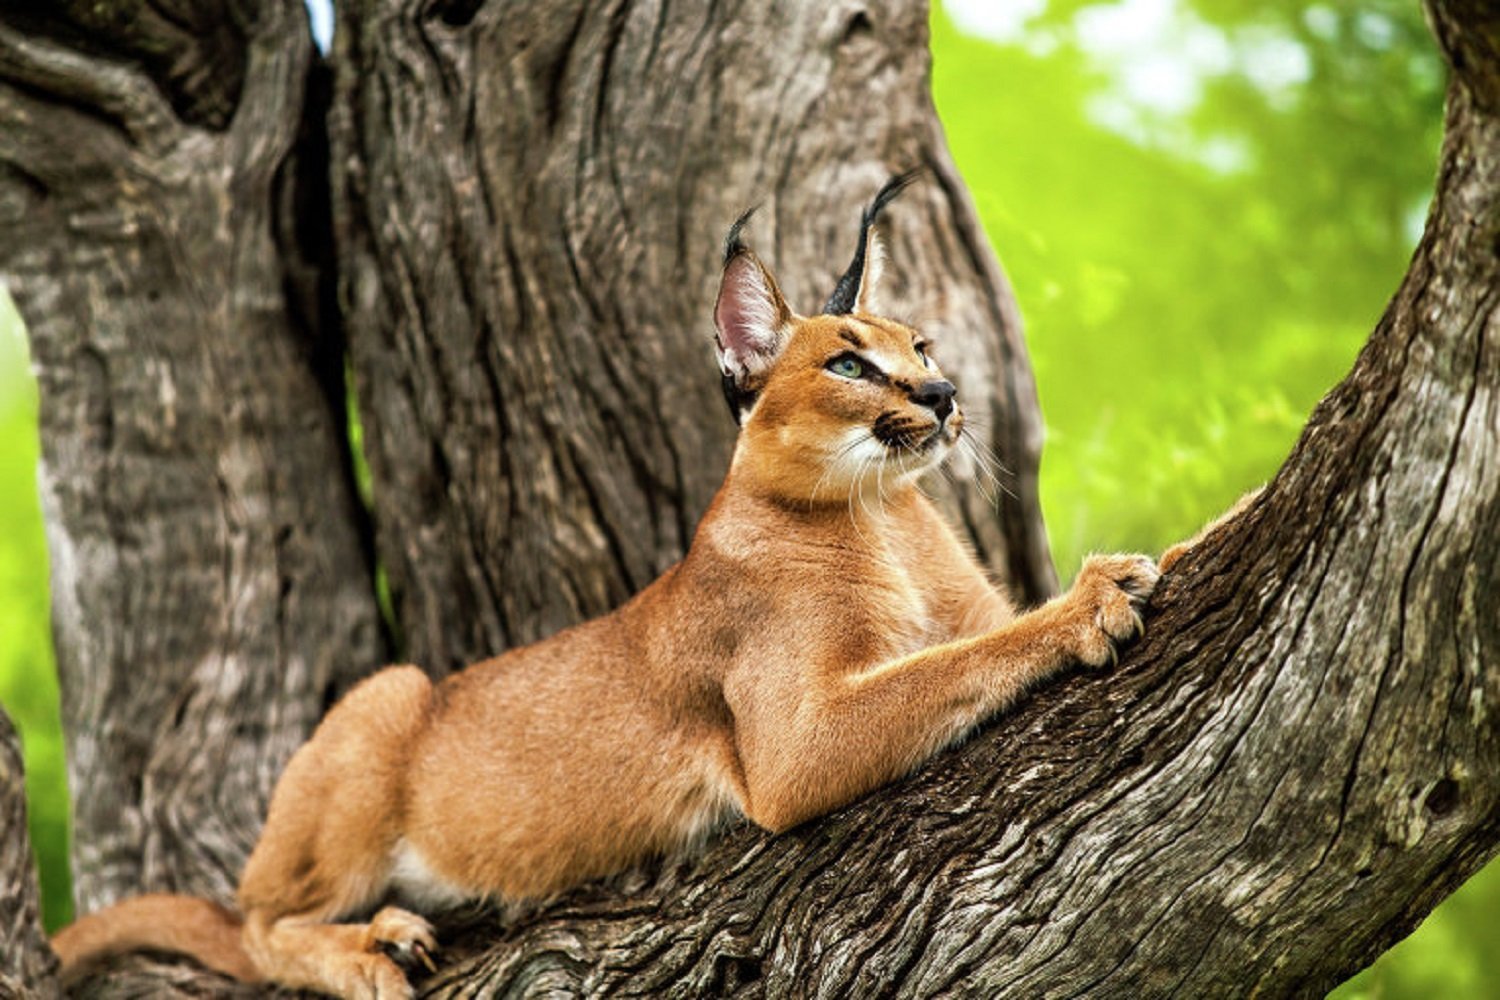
[0,1,384,911]
[0,709,58,998]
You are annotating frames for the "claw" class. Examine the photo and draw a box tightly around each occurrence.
[415,942,437,974]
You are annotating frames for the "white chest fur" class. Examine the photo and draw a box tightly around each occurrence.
[388,839,472,911]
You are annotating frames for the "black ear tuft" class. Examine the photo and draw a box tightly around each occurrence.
[824,168,924,315]
[724,207,758,266]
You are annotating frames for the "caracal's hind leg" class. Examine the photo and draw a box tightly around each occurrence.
[237,665,437,999]
[243,907,437,1000]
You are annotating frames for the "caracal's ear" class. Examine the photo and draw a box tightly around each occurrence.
[714,208,793,425]
[823,168,923,316]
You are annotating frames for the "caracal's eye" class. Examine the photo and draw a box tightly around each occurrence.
[828,355,864,379]
[915,342,935,370]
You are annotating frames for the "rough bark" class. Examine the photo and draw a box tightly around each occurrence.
[0,708,59,998]
[13,0,1500,998]
[0,1,384,911]
[329,0,1056,675]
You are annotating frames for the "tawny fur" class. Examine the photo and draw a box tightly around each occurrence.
[53,221,1162,999]
[51,894,260,983]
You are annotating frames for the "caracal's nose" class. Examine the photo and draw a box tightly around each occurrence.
[909,379,956,421]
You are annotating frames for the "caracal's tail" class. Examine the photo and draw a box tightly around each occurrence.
[51,893,260,983]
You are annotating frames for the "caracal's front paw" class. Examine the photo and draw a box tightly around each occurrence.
[1064,554,1160,668]
[1158,540,1191,574]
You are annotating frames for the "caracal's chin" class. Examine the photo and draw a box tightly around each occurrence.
[809,424,958,501]
[887,429,956,480]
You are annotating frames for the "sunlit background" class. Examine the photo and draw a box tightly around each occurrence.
[0,0,1494,994]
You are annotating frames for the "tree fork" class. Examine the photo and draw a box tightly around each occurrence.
[3,0,1497,996]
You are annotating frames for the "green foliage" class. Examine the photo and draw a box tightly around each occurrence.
[931,0,1443,576]
[0,292,71,930]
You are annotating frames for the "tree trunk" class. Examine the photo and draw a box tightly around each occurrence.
[0,709,59,998]
[4,0,1498,996]
[330,0,1056,676]
[0,0,384,913]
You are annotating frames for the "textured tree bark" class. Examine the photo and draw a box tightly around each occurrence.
[0,1,384,912]
[329,0,1056,675]
[14,1,1500,998]
[0,709,59,998]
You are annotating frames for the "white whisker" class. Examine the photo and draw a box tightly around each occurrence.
[959,424,1016,479]
[811,434,869,507]
[959,429,1017,503]
[847,451,878,549]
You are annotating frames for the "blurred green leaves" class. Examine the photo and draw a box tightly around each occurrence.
[932,0,1442,575]
[0,290,70,929]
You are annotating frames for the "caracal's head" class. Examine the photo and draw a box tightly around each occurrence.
[712,173,961,505]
